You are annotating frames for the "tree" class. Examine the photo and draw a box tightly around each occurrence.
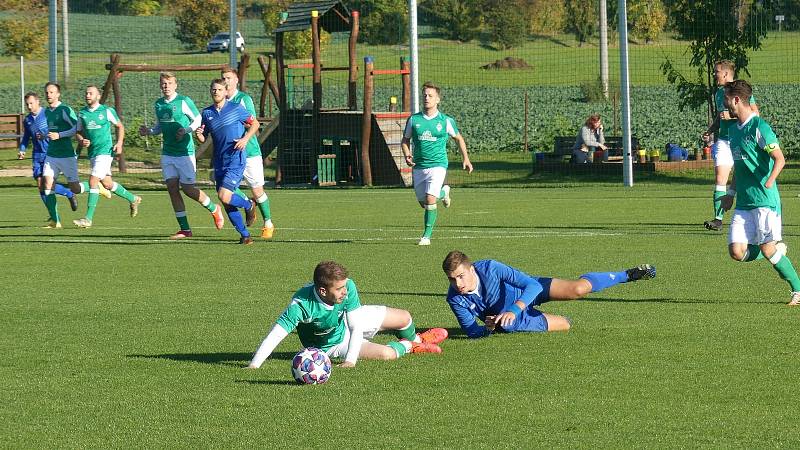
[261,0,331,59]
[421,0,482,42]
[348,0,408,45]
[661,0,768,115]
[173,0,229,50]
[629,0,667,43]
[525,0,567,36]
[565,0,598,45]
[0,0,48,58]
[484,0,528,49]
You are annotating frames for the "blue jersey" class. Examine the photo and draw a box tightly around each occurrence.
[200,100,254,167]
[446,260,550,338]
[20,110,49,156]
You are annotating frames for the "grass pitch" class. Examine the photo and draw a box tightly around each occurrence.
[2,182,800,447]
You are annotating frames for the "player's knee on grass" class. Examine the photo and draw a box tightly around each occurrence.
[545,314,571,332]
[729,244,747,261]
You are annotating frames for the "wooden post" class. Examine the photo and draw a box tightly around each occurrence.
[401,56,410,112]
[257,55,268,118]
[311,10,322,111]
[348,11,360,110]
[360,56,374,186]
[238,52,249,92]
[275,31,286,185]
[100,54,120,105]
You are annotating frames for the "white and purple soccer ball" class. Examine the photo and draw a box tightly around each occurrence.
[291,347,332,385]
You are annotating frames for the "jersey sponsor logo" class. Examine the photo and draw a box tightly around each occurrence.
[86,120,102,130]
[419,130,437,142]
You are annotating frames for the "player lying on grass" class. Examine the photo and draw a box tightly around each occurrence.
[717,80,800,306]
[247,260,447,368]
[442,250,656,337]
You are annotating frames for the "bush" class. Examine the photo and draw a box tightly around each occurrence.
[0,15,48,57]
[629,0,667,43]
[565,0,597,45]
[349,0,408,45]
[173,0,229,51]
[421,0,482,42]
[262,1,330,59]
[526,0,567,35]
[484,0,528,49]
[580,77,621,103]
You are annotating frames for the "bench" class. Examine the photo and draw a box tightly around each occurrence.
[553,135,639,162]
[0,114,23,150]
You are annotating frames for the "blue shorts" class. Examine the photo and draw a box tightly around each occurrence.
[214,163,246,192]
[503,276,553,333]
[31,154,46,179]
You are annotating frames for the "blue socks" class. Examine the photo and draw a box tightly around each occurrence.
[227,192,251,210]
[580,271,628,293]
[225,204,250,237]
[54,184,74,198]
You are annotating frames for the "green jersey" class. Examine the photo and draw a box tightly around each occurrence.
[275,279,362,351]
[78,104,120,158]
[715,87,755,140]
[154,94,200,156]
[45,103,78,158]
[730,114,781,212]
[229,90,261,158]
[404,111,459,169]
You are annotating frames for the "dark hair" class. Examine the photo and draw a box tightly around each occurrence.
[24,91,39,101]
[86,84,102,94]
[44,82,61,93]
[210,78,227,88]
[585,114,601,128]
[724,80,753,104]
[442,250,472,273]
[314,261,348,288]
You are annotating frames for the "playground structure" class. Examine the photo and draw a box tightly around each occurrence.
[268,0,414,187]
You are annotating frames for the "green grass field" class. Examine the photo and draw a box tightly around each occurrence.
[3,174,800,446]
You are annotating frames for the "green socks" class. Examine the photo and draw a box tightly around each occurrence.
[201,196,217,213]
[235,188,249,201]
[44,191,59,222]
[743,244,764,262]
[772,253,800,292]
[86,191,100,221]
[423,204,437,238]
[396,320,417,341]
[387,341,408,358]
[111,182,136,203]
[176,211,190,231]
[255,193,272,221]
[713,185,727,220]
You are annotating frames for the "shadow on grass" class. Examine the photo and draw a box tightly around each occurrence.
[128,351,298,366]
[358,291,442,298]
[590,296,789,305]
[235,379,301,386]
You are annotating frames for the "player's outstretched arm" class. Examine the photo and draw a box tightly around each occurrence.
[247,324,289,368]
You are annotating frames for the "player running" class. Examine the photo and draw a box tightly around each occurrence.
[139,72,224,239]
[247,260,447,369]
[73,85,142,228]
[195,78,259,245]
[702,60,759,231]
[442,250,656,337]
[19,91,81,218]
[717,80,800,305]
[401,81,472,246]
[221,68,276,239]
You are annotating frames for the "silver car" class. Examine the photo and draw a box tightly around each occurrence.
[206,32,245,53]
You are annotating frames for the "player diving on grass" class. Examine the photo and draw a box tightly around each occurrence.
[195,78,259,245]
[716,80,800,306]
[702,60,759,231]
[442,250,656,337]
[40,82,111,229]
[401,81,472,246]
[139,72,225,240]
[20,91,84,219]
[247,260,447,369]
[221,68,275,239]
[73,85,142,228]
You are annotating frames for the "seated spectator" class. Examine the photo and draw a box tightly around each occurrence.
[665,143,689,162]
[572,114,606,164]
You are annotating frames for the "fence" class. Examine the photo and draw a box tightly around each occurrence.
[0,0,798,186]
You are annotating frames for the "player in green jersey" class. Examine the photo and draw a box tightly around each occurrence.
[221,68,275,239]
[718,80,800,305]
[72,85,142,228]
[40,82,111,228]
[247,260,448,368]
[702,60,759,231]
[139,72,224,240]
[401,81,472,246]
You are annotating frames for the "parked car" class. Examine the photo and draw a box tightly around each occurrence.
[206,32,245,53]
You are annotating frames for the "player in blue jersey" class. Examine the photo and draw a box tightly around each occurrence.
[194,78,259,244]
[19,91,79,214]
[442,250,656,337]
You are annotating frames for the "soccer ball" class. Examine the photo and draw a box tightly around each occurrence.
[291,347,332,385]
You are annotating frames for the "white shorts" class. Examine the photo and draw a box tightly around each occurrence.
[243,155,265,188]
[90,155,113,179]
[412,167,447,202]
[326,305,387,359]
[729,208,782,245]
[161,155,197,184]
[43,156,79,183]
[713,139,734,167]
